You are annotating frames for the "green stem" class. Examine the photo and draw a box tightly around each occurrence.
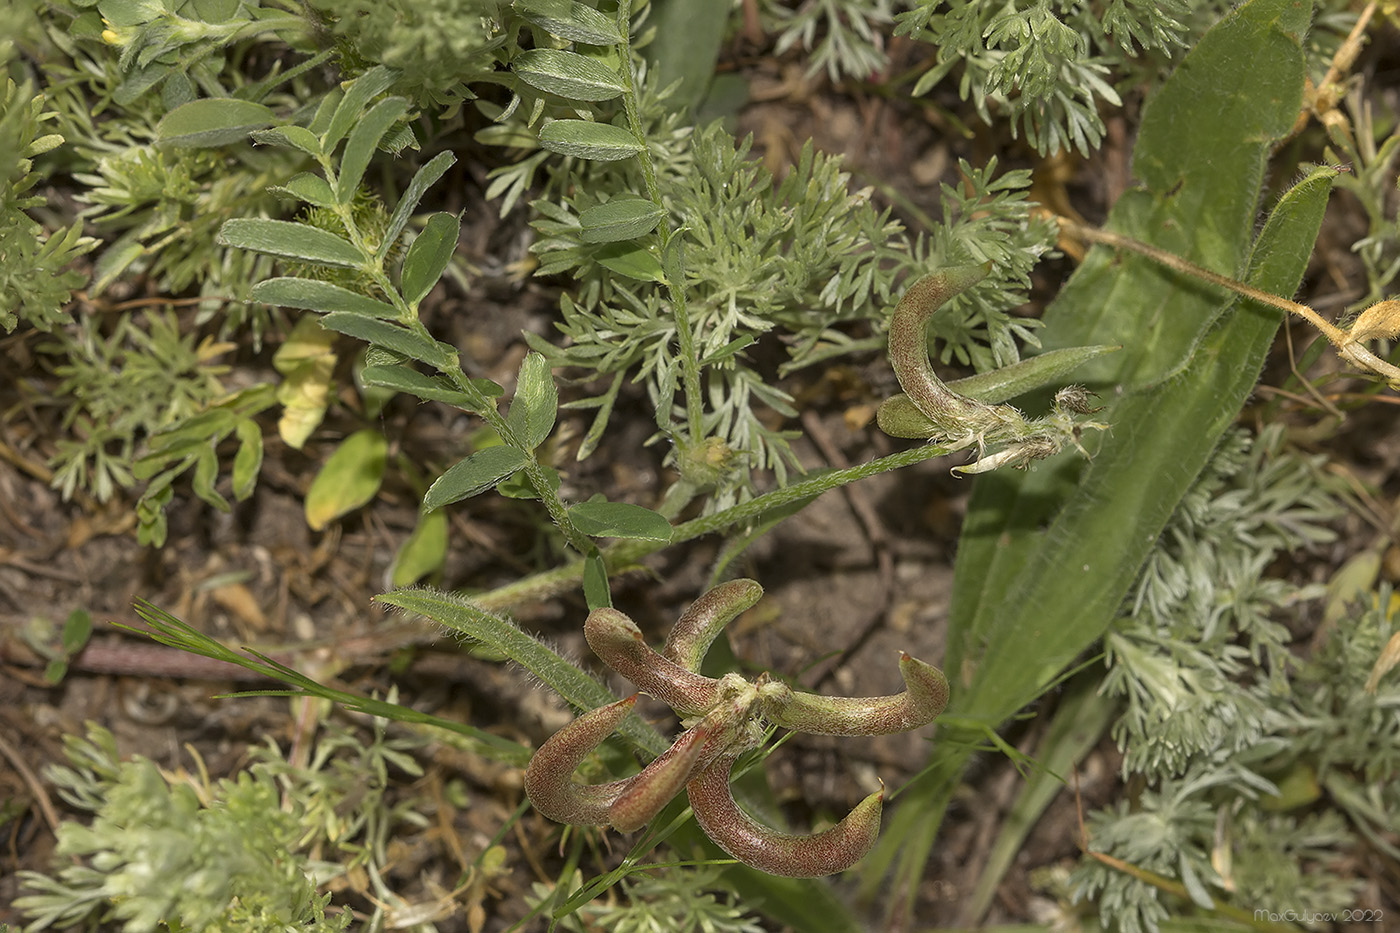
[474,441,957,610]
[615,0,705,445]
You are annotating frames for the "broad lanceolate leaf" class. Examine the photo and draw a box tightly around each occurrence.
[273,315,336,449]
[304,429,388,530]
[505,352,558,450]
[391,509,448,587]
[423,446,530,511]
[219,219,363,268]
[538,120,643,161]
[252,277,400,319]
[513,49,626,102]
[867,0,1322,909]
[946,0,1315,716]
[578,198,666,243]
[400,212,460,306]
[568,497,672,541]
[156,98,276,148]
[512,0,625,45]
[336,96,411,204]
[231,418,262,500]
[380,151,457,262]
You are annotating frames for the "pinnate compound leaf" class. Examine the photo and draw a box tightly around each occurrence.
[401,212,460,306]
[512,0,625,45]
[506,352,558,450]
[219,219,363,268]
[424,446,530,511]
[538,120,642,161]
[381,151,457,261]
[251,277,400,319]
[156,98,275,148]
[513,49,626,101]
[336,96,411,203]
[304,429,387,531]
[568,497,672,540]
[579,198,666,243]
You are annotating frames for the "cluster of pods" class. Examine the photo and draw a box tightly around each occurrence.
[524,579,949,877]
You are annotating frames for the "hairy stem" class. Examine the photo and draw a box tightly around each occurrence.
[473,441,957,610]
[616,0,705,445]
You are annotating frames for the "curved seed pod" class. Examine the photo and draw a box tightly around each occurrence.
[524,695,636,825]
[609,721,714,832]
[759,652,949,735]
[662,579,764,672]
[686,752,884,877]
[884,263,998,437]
[878,345,1120,439]
[585,608,718,715]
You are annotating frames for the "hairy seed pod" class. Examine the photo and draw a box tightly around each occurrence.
[686,752,884,877]
[524,695,636,825]
[584,608,719,715]
[609,721,714,832]
[759,652,949,735]
[662,578,764,672]
[883,263,997,437]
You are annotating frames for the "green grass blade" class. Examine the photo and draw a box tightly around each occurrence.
[127,600,529,764]
[375,586,670,756]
